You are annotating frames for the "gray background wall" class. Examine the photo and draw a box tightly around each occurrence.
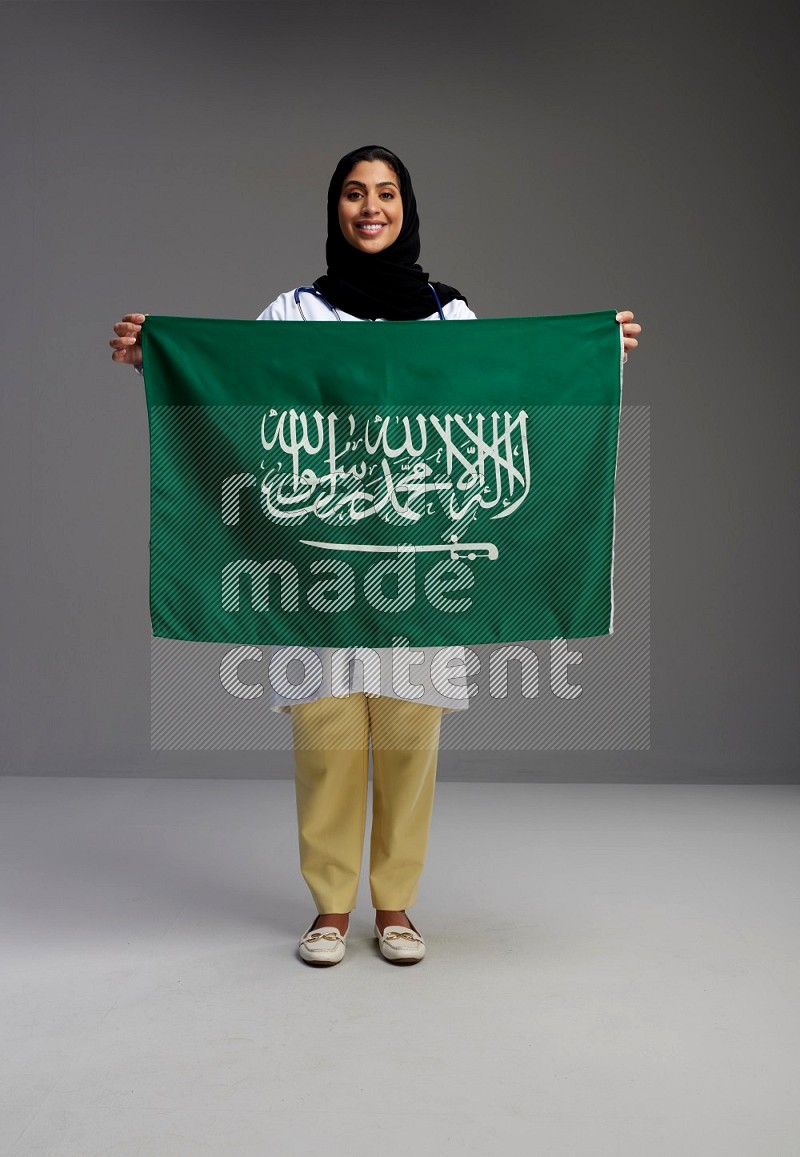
[1,0,797,781]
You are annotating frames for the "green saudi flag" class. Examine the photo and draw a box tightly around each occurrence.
[140,312,623,648]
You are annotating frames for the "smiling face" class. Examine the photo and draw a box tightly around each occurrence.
[337,159,403,253]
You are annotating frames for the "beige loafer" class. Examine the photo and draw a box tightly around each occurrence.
[374,918,426,965]
[298,922,348,966]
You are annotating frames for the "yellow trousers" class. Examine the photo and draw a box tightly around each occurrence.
[290,693,444,914]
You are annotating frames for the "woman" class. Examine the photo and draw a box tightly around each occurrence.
[110,145,642,968]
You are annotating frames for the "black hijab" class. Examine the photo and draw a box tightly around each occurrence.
[313,146,468,321]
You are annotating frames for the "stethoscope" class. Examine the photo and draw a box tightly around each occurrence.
[293,283,446,322]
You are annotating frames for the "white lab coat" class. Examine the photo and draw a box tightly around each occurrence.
[257,287,477,714]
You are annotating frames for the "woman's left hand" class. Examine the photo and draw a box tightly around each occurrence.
[616,310,641,363]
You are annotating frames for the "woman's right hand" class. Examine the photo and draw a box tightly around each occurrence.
[109,313,146,368]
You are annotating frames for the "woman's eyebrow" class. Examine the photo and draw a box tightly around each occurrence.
[343,179,399,190]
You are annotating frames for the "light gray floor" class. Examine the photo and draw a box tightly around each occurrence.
[1,777,798,1157]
